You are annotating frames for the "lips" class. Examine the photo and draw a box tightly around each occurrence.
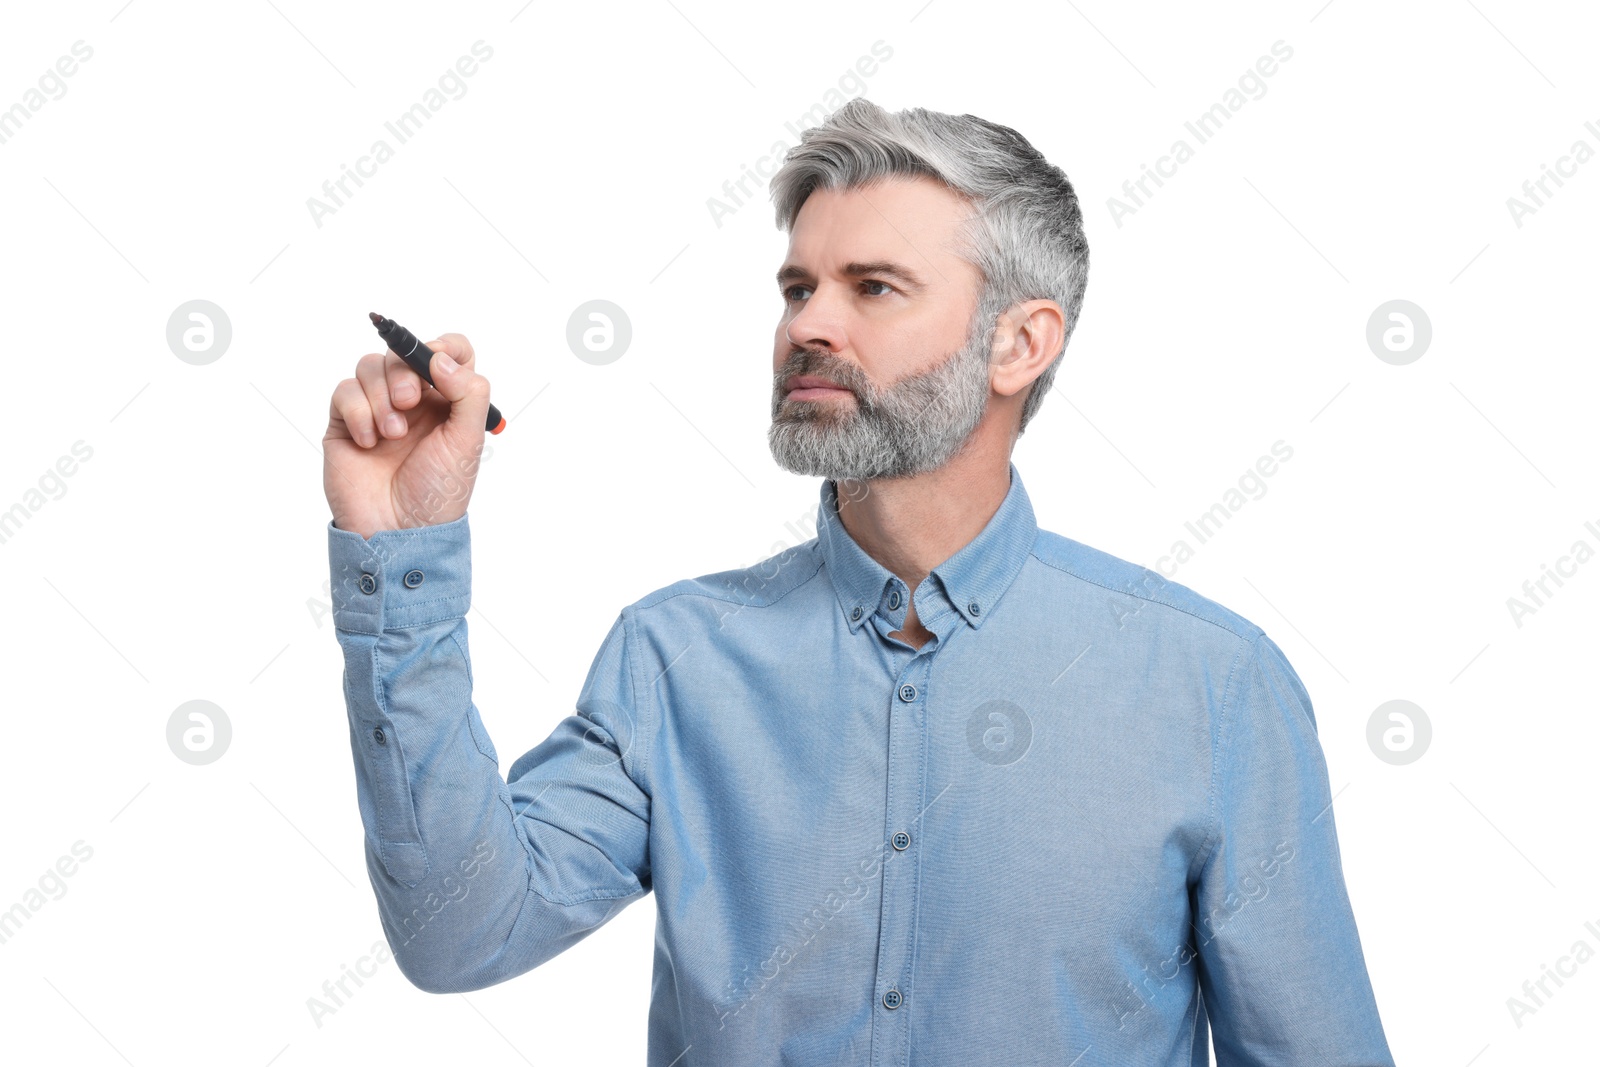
[784,375,853,400]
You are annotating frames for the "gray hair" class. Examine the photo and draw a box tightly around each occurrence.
[768,98,1089,436]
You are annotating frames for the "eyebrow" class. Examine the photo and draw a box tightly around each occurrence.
[775,260,928,293]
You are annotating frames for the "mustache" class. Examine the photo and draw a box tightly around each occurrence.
[776,349,872,397]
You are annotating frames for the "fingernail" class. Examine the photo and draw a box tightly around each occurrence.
[395,382,416,400]
[436,353,458,374]
[384,413,405,436]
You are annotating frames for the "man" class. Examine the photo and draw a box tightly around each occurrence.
[322,98,1395,1066]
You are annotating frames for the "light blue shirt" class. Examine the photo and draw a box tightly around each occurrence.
[327,462,1394,1066]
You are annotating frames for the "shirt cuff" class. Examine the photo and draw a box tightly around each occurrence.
[327,513,472,634]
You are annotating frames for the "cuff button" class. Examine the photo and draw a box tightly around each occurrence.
[403,569,425,588]
[358,573,377,595]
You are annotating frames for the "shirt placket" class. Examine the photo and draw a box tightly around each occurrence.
[869,579,939,1067]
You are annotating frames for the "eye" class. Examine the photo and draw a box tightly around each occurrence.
[781,279,895,301]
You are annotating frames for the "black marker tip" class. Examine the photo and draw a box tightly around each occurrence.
[368,311,386,326]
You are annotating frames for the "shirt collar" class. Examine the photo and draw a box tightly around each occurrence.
[816,461,1039,634]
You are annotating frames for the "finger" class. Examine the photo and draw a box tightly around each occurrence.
[385,350,425,409]
[356,351,408,439]
[425,345,491,448]
[330,377,378,448]
[426,332,475,374]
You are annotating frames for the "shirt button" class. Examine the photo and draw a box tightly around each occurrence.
[968,600,981,616]
[403,569,425,588]
[358,573,377,595]
[888,590,901,609]
[882,988,902,1010]
[898,684,917,703]
[851,606,863,621]
[373,726,386,745]
[892,831,910,850]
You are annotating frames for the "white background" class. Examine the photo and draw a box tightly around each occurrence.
[1,1,1595,1063]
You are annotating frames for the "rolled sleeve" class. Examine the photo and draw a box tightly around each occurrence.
[1191,632,1395,1066]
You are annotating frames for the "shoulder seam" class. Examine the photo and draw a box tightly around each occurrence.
[632,548,825,614]
[618,605,654,800]
[1190,632,1256,880]
[1028,547,1262,641]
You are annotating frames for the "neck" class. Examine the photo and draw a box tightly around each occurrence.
[833,423,1013,594]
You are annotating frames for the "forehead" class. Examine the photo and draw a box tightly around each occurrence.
[785,175,975,274]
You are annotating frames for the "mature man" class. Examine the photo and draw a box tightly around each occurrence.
[323,98,1395,1066]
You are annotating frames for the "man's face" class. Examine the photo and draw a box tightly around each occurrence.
[768,176,995,482]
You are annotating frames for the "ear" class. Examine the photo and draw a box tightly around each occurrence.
[988,299,1065,399]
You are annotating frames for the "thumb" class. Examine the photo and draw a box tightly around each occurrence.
[425,343,491,443]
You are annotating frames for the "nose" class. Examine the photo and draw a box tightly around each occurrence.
[782,286,848,354]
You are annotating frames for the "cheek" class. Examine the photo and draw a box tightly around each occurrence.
[941,309,975,347]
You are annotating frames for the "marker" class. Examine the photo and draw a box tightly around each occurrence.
[369,312,506,434]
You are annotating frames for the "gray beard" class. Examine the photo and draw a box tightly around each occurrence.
[768,313,994,482]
